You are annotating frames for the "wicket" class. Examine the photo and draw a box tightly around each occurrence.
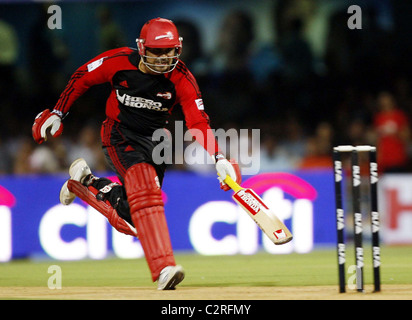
[333,145,381,293]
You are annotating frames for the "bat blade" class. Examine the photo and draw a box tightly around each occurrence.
[232,187,293,245]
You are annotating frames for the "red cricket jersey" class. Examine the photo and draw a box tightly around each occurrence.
[53,47,220,156]
[373,108,409,170]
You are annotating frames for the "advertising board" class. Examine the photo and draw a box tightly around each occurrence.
[0,170,336,261]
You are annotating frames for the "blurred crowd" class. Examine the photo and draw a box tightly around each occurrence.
[1,1,412,176]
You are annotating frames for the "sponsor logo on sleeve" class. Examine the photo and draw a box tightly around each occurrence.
[195,99,204,110]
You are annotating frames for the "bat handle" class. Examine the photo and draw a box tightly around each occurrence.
[222,175,242,192]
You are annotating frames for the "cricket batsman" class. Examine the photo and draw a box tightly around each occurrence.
[32,17,241,290]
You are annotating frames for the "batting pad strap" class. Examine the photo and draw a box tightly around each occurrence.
[67,180,137,237]
[128,190,163,211]
[125,163,175,281]
[125,164,164,210]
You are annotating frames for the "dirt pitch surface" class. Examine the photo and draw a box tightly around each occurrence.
[1,284,411,300]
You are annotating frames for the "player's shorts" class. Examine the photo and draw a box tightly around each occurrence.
[100,118,168,185]
[96,118,170,225]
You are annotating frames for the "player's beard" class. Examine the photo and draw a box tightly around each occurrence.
[144,57,173,74]
[152,57,171,73]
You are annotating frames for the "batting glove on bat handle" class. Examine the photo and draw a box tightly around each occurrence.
[215,157,242,191]
[32,109,63,144]
[221,175,242,192]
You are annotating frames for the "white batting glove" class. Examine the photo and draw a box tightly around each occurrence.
[216,159,237,181]
[32,109,64,144]
[214,154,241,191]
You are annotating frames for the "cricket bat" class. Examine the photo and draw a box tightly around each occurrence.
[223,175,293,245]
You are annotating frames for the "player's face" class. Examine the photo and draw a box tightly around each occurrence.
[144,47,176,73]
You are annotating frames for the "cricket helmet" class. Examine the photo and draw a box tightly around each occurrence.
[137,18,183,73]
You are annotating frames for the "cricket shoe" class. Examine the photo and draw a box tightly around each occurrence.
[60,158,92,205]
[157,265,185,290]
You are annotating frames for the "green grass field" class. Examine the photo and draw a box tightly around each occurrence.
[0,246,411,299]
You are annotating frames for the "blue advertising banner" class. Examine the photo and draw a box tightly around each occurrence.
[0,170,336,262]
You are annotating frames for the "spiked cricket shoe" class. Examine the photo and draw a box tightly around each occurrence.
[157,265,185,290]
[60,158,92,205]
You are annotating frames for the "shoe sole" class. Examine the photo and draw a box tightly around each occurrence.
[158,266,185,290]
[60,158,90,205]
[59,180,74,205]
[69,158,90,181]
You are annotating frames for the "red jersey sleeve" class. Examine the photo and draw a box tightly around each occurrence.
[172,63,222,157]
[53,47,134,116]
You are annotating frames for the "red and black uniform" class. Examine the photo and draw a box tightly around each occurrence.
[54,47,220,225]
[55,47,219,176]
